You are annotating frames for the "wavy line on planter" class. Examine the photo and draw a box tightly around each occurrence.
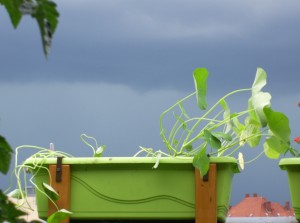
[72,175,194,208]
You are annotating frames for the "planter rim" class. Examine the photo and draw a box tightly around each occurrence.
[25,156,239,172]
[279,158,300,170]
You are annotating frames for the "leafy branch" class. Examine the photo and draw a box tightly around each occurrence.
[0,136,28,222]
[159,67,296,177]
[0,0,59,57]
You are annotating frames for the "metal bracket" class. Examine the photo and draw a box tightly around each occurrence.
[56,157,63,182]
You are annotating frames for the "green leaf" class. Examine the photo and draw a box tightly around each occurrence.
[0,135,13,175]
[183,144,193,152]
[220,99,232,133]
[203,129,221,149]
[250,92,271,127]
[264,107,291,143]
[248,97,260,125]
[47,209,72,223]
[1,0,23,28]
[42,182,59,201]
[250,68,271,127]
[193,145,209,177]
[32,0,60,56]
[243,117,261,147]
[231,116,245,136]
[252,67,267,94]
[173,140,179,147]
[264,136,289,159]
[193,68,209,110]
[94,145,105,157]
[288,147,297,157]
[211,132,232,141]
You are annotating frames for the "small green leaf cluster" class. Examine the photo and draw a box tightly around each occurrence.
[42,183,72,223]
[0,136,28,222]
[0,135,13,175]
[159,67,297,177]
[80,134,106,157]
[0,0,59,56]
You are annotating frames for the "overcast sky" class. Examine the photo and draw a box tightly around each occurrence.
[0,0,299,206]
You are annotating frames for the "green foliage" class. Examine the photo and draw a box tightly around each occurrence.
[263,107,291,143]
[157,67,295,177]
[0,135,28,223]
[193,146,209,177]
[263,107,291,159]
[0,0,59,56]
[42,182,59,201]
[80,134,106,157]
[203,130,221,149]
[32,0,59,56]
[0,190,26,223]
[0,135,13,174]
[0,0,22,27]
[47,209,72,223]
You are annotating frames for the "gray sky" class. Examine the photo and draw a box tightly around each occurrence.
[0,0,299,206]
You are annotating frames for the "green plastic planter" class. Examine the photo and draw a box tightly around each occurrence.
[26,157,239,222]
[279,158,300,221]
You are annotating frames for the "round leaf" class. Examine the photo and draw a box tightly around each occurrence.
[42,182,59,201]
[47,209,72,223]
[204,130,221,149]
[193,145,209,177]
[264,107,291,143]
[263,136,289,159]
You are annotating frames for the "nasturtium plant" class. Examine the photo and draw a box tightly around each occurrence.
[139,67,296,177]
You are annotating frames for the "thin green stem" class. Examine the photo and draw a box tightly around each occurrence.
[160,92,196,155]
[183,88,251,147]
[244,151,265,164]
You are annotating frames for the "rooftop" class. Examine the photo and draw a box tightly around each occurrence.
[228,193,294,217]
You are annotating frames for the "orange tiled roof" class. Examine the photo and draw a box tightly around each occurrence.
[228,193,294,217]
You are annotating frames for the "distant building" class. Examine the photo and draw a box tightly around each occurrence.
[226,193,297,223]
[228,193,294,217]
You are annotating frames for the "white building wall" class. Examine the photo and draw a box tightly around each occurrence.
[226,217,298,223]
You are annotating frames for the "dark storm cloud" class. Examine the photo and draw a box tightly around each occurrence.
[1,0,300,93]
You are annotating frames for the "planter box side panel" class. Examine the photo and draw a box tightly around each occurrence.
[216,163,235,222]
[283,165,300,221]
[33,159,237,222]
[35,163,195,220]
